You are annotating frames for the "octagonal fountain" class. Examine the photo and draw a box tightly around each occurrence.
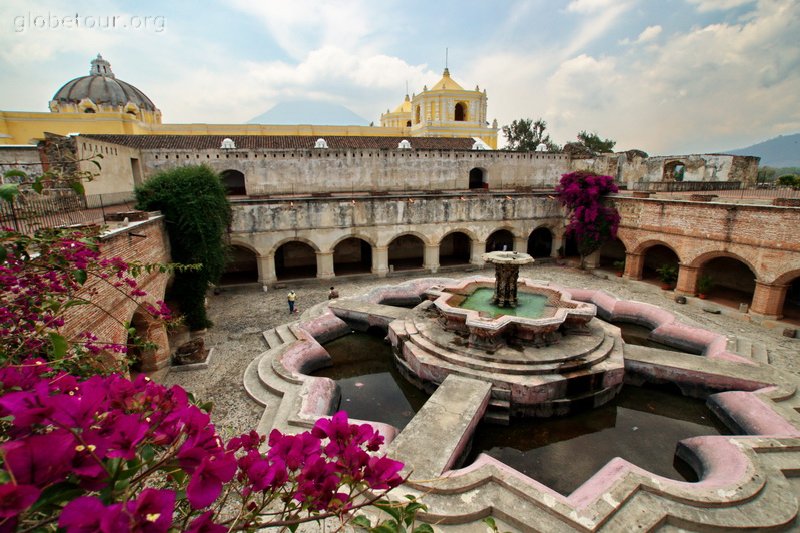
[388,251,624,419]
[244,264,800,531]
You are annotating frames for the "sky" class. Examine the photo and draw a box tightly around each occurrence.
[1,0,798,155]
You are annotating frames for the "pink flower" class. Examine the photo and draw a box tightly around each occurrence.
[0,484,40,518]
[186,453,237,509]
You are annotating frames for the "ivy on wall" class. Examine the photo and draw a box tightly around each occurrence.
[135,165,231,330]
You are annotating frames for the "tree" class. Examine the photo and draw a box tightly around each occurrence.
[556,171,620,269]
[576,131,616,153]
[135,165,231,330]
[502,118,560,151]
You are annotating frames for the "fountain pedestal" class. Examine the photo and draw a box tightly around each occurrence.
[482,251,535,308]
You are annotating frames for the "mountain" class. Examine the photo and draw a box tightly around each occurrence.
[723,133,800,167]
[248,101,370,126]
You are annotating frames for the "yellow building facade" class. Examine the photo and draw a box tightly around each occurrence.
[0,57,497,148]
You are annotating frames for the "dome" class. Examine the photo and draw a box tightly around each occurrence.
[51,54,157,112]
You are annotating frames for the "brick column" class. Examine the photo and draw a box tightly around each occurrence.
[424,244,440,273]
[624,252,644,280]
[676,264,699,295]
[257,253,275,285]
[140,319,170,371]
[316,251,334,279]
[750,281,788,319]
[373,246,389,277]
[471,240,486,266]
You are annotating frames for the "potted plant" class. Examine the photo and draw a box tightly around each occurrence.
[697,274,713,299]
[656,264,678,290]
[613,259,625,277]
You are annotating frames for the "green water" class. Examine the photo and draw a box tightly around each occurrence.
[458,287,548,318]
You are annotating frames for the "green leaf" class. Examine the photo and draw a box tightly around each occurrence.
[374,500,403,524]
[0,183,19,203]
[351,516,373,529]
[3,169,27,180]
[482,517,498,532]
[0,245,6,263]
[370,522,402,533]
[74,269,87,285]
[48,332,68,358]
[69,180,86,196]
[411,525,435,533]
[29,482,84,511]
[32,177,44,194]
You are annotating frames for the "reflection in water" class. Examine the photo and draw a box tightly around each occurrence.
[464,385,731,495]
[314,332,428,429]
[457,287,548,318]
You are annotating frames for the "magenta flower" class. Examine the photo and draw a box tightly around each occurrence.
[126,488,175,533]
[363,456,404,490]
[1,431,75,486]
[186,452,237,509]
[186,510,227,533]
[0,484,40,518]
[59,496,125,533]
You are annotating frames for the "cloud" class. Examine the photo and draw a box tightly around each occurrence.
[620,25,662,45]
[686,0,757,12]
[567,0,621,14]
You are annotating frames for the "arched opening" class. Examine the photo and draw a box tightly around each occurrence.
[406,120,412,127]
[783,277,800,325]
[454,102,467,121]
[599,238,627,271]
[562,235,580,260]
[388,234,424,271]
[334,237,372,276]
[485,229,514,252]
[415,106,421,124]
[469,168,486,189]
[220,245,258,285]
[440,232,471,266]
[84,108,96,113]
[527,228,553,258]
[275,241,317,280]
[221,169,246,196]
[697,256,756,310]
[663,161,686,182]
[642,244,680,286]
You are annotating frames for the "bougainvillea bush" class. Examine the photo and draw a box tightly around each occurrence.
[555,171,620,267]
[0,227,407,532]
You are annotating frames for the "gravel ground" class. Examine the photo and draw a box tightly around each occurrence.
[156,264,800,438]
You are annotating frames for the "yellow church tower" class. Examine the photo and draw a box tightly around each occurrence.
[381,68,498,149]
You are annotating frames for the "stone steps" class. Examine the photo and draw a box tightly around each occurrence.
[262,322,298,350]
[401,320,615,377]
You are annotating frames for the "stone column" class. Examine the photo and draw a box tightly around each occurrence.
[513,236,527,253]
[551,232,564,259]
[424,244,440,273]
[675,264,699,295]
[750,281,788,319]
[316,251,335,280]
[257,253,276,285]
[373,246,389,277]
[583,250,601,269]
[471,240,487,267]
[624,252,644,280]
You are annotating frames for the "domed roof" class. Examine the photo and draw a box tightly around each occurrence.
[391,94,412,114]
[429,68,465,92]
[51,54,157,111]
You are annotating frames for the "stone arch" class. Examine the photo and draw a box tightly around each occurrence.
[127,308,169,372]
[275,240,318,281]
[663,160,686,182]
[469,167,487,189]
[454,101,468,121]
[388,233,425,271]
[774,270,800,325]
[439,231,472,266]
[598,237,627,269]
[485,228,515,252]
[334,237,373,275]
[687,250,758,277]
[694,253,757,309]
[527,227,554,258]
[221,169,246,195]
[221,244,259,285]
[639,242,681,284]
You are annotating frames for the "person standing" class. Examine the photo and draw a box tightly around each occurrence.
[328,286,339,299]
[287,290,296,314]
